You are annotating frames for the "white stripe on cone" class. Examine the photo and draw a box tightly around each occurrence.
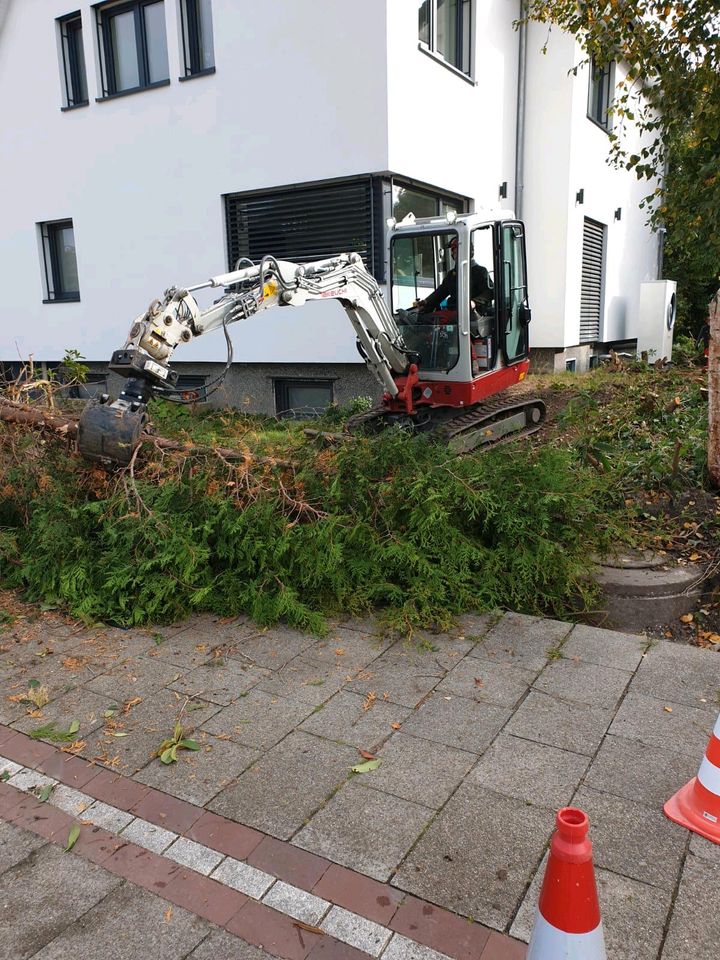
[527,913,607,960]
[697,755,720,798]
[713,716,720,740]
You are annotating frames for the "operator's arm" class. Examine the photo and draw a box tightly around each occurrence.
[419,269,455,313]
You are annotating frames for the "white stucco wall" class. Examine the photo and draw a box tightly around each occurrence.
[0,0,390,364]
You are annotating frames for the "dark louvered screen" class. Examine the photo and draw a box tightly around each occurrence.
[225,178,383,279]
[580,217,605,343]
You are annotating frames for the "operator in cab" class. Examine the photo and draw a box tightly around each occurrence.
[416,236,493,319]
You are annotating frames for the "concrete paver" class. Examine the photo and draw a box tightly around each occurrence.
[631,639,720,709]
[399,694,511,754]
[294,779,433,881]
[436,658,537,708]
[0,820,45,872]
[469,612,572,670]
[186,929,273,960]
[348,651,445,709]
[660,852,720,960]
[200,688,316,749]
[299,691,410,751]
[373,733,476,808]
[532,658,631,709]
[561,623,648,671]
[504,690,615,756]
[609,691,715,757]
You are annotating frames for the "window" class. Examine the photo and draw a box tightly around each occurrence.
[565,358,577,372]
[418,0,472,76]
[58,12,88,108]
[175,373,207,400]
[95,0,169,98]
[39,220,80,302]
[62,372,108,399]
[275,380,334,418]
[588,57,613,130]
[225,177,386,280]
[179,0,214,78]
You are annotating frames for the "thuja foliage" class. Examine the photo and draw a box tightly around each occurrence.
[0,365,710,632]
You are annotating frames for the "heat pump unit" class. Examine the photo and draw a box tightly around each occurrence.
[636,280,677,361]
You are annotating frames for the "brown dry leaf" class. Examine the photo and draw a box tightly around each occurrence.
[123,697,142,714]
[334,647,345,656]
[664,706,673,713]
[474,677,484,688]
[61,740,86,754]
[358,750,376,761]
[164,906,173,923]
[293,921,323,935]
[62,656,88,670]
[195,644,208,653]
[680,614,694,624]
[664,631,674,638]
[390,722,402,730]
[689,553,701,561]
[363,691,376,712]
[214,733,232,741]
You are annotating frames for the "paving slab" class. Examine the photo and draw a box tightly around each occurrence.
[143,632,225,670]
[348,652,446,709]
[0,842,121,960]
[399,694,511,754]
[631,640,720,709]
[469,733,588,808]
[169,660,270,706]
[585,733,699,808]
[10,685,111,741]
[200,688,316,749]
[562,624,648,671]
[510,857,671,960]
[393,783,553,930]
[689,833,720,864]
[257,656,352,705]
[225,624,319,670]
[299,691,410,751]
[80,722,171,775]
[504,690,614,756]
[661,852,720,960]
[373,733,476,808]
[469,612,572,670]
[608,691,715,758]
[403,633,476,670]
[454,612,497,639]
[134,734,259,805]
[304,628,393,672]
[28,878,210,960]
[294,779,433,881]
[84,657,182,701]
[186,929,273,960]
[572,785,688,890]
[209,731,358,839]
[0,820,46,873]
[532,658,631,709]
[437,658,538,708]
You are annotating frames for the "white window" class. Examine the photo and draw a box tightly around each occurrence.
[418,0,472,76]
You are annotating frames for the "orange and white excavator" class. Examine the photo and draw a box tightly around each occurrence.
[78,212,544,464]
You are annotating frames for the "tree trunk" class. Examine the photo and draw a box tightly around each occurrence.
[708,289,720,487]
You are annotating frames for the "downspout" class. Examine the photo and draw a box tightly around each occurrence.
[514,1,528,218]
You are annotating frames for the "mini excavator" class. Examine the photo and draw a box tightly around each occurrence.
[78,212,545,464]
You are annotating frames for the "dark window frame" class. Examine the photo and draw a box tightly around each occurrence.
[418,0,473,78]
[175,373,208,401]
[274,378,335,419]
[587,57,614,132]
[178,0,215,79]
[58,12,89,108]
[39,219,81,303]
[94,0,169,99]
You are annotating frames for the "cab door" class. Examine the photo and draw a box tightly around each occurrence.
[499,222,531,364]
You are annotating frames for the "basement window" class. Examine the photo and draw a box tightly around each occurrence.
[95,0,170,98]
[58,12,89,108]
[275,379,334,419]
[39,220,80,303]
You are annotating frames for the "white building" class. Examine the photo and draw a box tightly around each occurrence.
[0,0,662,413]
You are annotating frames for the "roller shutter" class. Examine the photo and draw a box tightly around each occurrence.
[224,177,384,280]
[580,217,605,343]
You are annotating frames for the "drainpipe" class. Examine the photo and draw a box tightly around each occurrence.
[514,1,528,218]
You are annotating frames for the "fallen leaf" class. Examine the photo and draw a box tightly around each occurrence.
[65,824,80,851]
[358,750,376,760]
[164,905,173,922]
[293,921,323,935]
[352,759,381,774]
[38,783,55,803]
[122,697,142,714]
[679,614,694,624]
[363,691,376,712]
[334,647,345,656]
[664,706,673,713]
[390,722,402,730]
[474,677,484,688]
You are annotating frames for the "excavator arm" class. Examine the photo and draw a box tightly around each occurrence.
[78,253,415,464]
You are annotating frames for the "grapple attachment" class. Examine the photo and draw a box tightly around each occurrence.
[77,398,148,466]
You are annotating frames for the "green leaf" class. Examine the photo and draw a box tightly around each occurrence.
[27,679,40,690]
[109,732,128,737]
[177,739,200,751]
[351,759,381,774]
[68,720,80,735]
[65,824,80,851]
[173,721,183,742]
[103,709,118,718]
[38,783,55,803]
[0,771,11,782]
[160,746,177,764]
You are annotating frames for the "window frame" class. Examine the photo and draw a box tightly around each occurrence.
[94,0,170,100]
[39,219,81,304]
[587,56,614,132]
[274,379,335,419]
[58,12,89,109]
[178,0,215,80]
[418,0,473,80]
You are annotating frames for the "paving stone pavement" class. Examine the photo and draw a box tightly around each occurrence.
[2,607,720,958]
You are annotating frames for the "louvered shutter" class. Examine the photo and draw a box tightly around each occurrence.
[580,218,605,343]
[225,178,381,279]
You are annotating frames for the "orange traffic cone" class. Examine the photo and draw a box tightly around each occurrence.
[664,712,720,843]
[527,807,606,959]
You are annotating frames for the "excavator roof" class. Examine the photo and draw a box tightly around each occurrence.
[390,210,518,232]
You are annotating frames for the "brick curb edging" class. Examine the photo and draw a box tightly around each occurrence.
[0,724,526,960]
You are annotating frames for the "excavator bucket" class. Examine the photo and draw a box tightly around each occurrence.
[77,398,148,465]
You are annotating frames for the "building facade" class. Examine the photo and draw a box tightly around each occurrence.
[0,0,662,414]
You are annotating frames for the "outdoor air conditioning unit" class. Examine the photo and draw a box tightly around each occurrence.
[636,280,677,362]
